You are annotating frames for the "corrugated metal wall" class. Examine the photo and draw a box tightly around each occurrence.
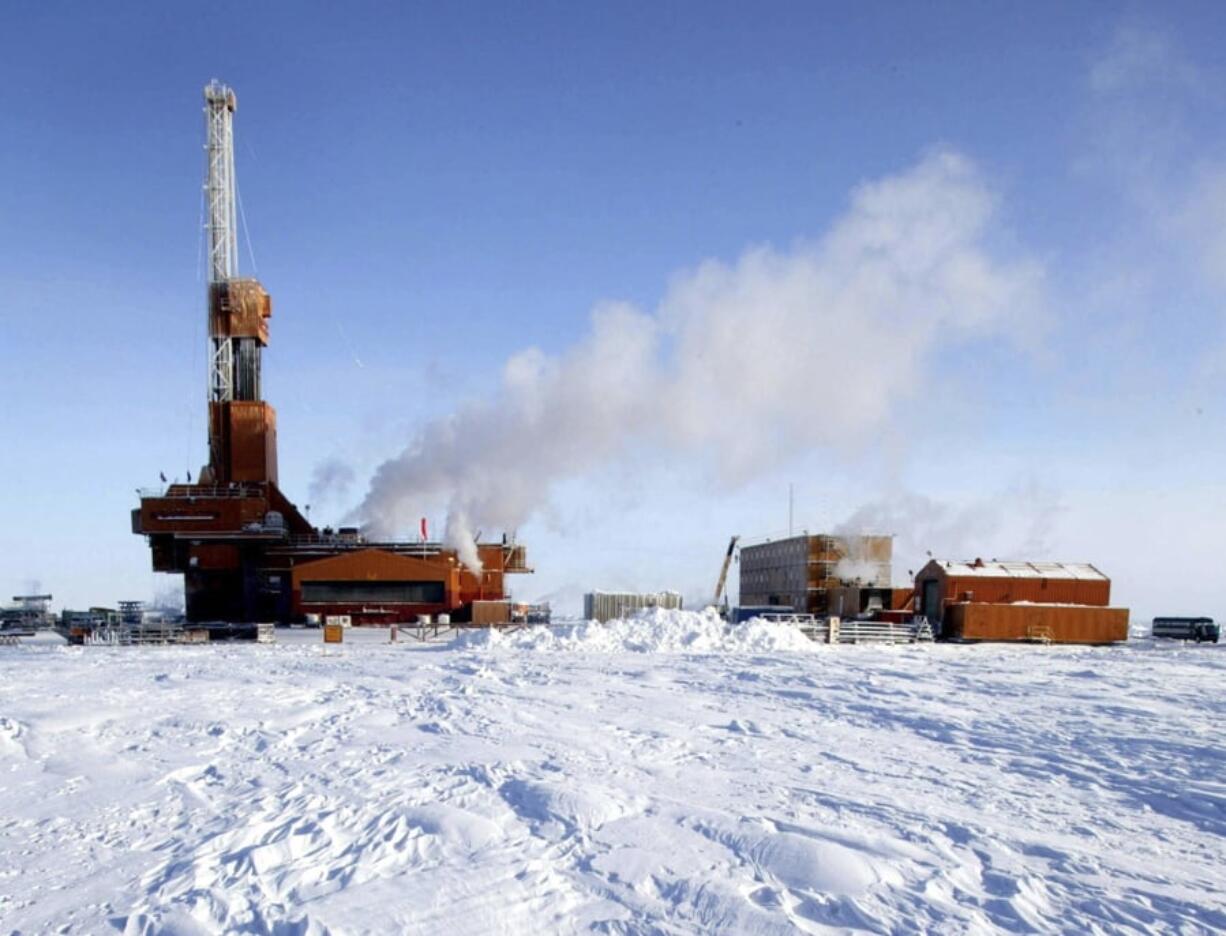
[945,603,1128,644]
[472,600,511,625]
[583,591,683,623]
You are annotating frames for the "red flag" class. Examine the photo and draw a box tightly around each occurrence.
[420,517,428,541]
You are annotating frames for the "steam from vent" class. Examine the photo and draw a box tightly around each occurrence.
[833,558,886,586]
[358,150,1044,563]
[838,483,1065,579]
[309,457,356,507]
[445,508,484,574]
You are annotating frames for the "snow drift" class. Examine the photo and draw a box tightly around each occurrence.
[459,606,821,653]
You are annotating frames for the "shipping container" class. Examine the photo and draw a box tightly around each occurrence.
[471,600,511,626]
[944,602,1128,644]
[583,591,683,623]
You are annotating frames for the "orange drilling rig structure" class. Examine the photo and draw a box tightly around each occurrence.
[133,81,530,632]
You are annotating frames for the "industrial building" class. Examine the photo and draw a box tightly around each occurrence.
[584,591,683,623]
[915,559,1129,644]
[132,82,530,629]
[0,595,55,634]
[738,534,895,616]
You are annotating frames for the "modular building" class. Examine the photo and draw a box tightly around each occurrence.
[0,595,55,634]
[915,559,1128,644]
[739,534,893,616]
[584,591,683,623]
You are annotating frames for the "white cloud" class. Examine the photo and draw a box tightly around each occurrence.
[1089,24,1202,95]
[1173,166,1226,291]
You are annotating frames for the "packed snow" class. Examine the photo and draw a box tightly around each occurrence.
[1,617,1223,934]
[462,607,821,653]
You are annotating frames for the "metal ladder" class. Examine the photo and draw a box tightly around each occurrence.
[1026,623,1053,645]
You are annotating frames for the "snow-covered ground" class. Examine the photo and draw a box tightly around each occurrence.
[1,614,1223,935]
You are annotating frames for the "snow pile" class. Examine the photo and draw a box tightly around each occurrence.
[462,606,821,653]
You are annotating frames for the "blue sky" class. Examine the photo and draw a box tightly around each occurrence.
[2,2,1225,618]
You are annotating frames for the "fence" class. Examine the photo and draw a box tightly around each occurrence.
[87,621,185,646]
[754,613,934,645]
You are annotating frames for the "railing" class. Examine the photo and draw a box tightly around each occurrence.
[281,533,438,551]
[754,613,934,645]
[87,622,188,646]
[404,620,456,643]
[138,483,267,500]
[837,618,933,644]
[1025,624,1053,645]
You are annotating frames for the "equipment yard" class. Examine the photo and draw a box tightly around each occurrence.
[1,617,1222,935]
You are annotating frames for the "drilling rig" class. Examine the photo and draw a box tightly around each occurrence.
[132,82,531,632]
[134,81,311,628]
[201,81,277,489]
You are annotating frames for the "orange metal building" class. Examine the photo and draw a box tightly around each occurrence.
[288,543,531,625]
[915,559,1126,644]
[292,549,460,624]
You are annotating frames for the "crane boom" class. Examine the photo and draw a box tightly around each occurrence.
[714,535,740,607]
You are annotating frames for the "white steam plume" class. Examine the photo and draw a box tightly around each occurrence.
[837,481,1066,581]
[358,150,1043,563]
[444,507,484,574]
[833,557,887,586]
[309,456,356,507]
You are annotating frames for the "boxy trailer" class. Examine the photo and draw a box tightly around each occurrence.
[1152,617,1219,643]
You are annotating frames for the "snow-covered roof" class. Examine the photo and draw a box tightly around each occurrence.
[930,560,1107,581]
